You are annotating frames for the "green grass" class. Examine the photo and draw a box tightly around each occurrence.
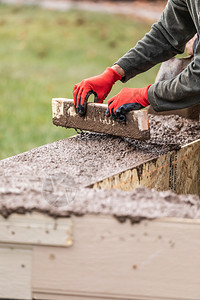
[0,4,160,159]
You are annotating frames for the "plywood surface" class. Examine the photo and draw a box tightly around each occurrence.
[0,212,72,247]
[92,139,200,196]
[0,246,32,300]
[32,215,200,300]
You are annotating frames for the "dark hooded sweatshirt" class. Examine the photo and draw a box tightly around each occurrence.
[115,0,200,111]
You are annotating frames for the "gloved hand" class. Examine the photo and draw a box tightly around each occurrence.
[73,67,121,116]
[106,85,151,122]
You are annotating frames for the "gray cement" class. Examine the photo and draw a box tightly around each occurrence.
[0,114,199,220]
[0,186,200,221]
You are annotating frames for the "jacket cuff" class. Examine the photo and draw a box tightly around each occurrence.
[113,61,133,83]
[147,84,160,112]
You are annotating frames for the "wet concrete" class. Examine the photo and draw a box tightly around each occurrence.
[2,114,199,191]
[146,114,200,146]
[0,186,200,221]
[0,114,199,219]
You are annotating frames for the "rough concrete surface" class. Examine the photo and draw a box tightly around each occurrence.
[0,114,199,219]
[0,186,200,221]
[1,115,199,190]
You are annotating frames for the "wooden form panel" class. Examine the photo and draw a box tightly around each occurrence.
[33,215,200,300]
[0,245,32,300]
[0,212,72,247]
[52,98,150,140]
[91,139,200,196]
[33,294,111,300]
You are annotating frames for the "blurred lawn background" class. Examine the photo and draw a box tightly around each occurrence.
[0,4,160,160]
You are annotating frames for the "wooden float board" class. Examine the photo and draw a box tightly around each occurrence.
[52,98,150,140]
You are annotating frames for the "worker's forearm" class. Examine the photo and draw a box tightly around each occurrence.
[111,65,125,78]
[148,51,200,112]
[115,0,196,83]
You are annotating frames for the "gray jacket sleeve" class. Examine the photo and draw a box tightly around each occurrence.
[115,0,199,111]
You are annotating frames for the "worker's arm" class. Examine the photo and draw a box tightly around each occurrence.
[116,0,200,111]
[148,47,200,111]
[186,34,198,56]
[116,0,196,80]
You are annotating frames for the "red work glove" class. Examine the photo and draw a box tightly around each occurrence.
[106,85,151,122]
[73,67,121,116]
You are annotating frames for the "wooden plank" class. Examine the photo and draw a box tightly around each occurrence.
[0,245,32,300]
[33,292,122,300]
[0,212,72,247]
[52,98,150,140]
[32,215,200,300]
[91,139,200,196]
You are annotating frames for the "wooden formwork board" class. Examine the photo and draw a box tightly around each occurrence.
[1,213,200,300]
[0,213,72,300]
[91,139,200,196]
[0,246,32,300]
[0,213,72,247]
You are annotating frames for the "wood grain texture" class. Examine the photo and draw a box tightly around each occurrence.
[91,139,200,196]
[0,212,72,247]
[0,246,32,300]
[52,98,150,140]
[32,215,200,300]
